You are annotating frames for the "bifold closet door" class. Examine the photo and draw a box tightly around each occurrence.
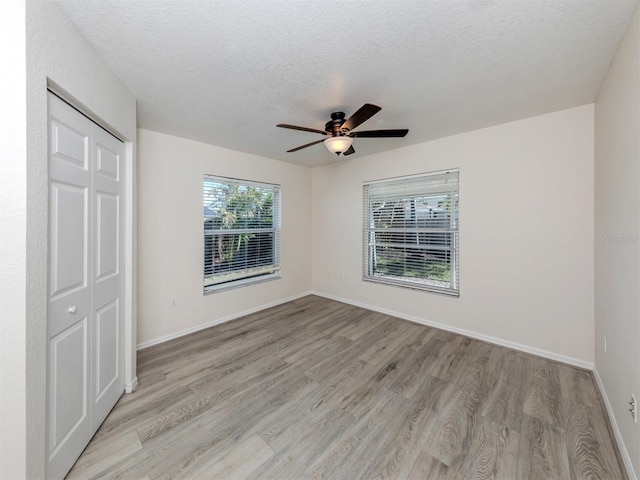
[91,125,125,430]
[47,93,125,479]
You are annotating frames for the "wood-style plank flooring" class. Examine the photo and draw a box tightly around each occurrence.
[67,295,626,479]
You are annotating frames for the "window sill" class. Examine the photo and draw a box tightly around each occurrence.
[363,276,459,297]
[204,273,280,295]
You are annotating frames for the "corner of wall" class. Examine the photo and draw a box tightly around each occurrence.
[593,367,639,480]
[593,2,640,478]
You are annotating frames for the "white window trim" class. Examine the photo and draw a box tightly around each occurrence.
[363,169,459,296]
[203,175,281,294]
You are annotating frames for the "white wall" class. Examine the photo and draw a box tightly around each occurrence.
[312,105,595,365]
[595,3,640,478]
[0,1,137,476]
[136,129,312,346]
[0,2,27,478]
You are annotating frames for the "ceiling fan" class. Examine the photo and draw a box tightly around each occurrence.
[277,103,409,156]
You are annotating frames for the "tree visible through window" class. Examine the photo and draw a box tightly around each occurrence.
[363,170,459,296]
[203,176,280,293]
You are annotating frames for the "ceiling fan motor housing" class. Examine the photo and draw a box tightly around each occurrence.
[325,112,347,135]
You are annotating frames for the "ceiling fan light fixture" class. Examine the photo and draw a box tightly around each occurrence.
[324,135,353,155]
[277,104,407,156]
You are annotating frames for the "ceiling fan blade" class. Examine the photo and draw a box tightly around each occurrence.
[286,138,326,153]
[341,104,381,132]
[277,124,328,136]
[350,129,409,138]
[343,145,356,156]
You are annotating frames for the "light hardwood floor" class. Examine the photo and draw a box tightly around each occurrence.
[67,295,626,479]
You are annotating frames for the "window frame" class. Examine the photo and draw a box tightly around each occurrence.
[362,169,459,297]
[203,175,281,294]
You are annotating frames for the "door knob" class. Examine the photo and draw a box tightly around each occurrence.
[68,306,77,314]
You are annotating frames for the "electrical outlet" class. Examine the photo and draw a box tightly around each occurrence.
[630,394,638,423]
[171,298,177,308]
[603,334,607,353]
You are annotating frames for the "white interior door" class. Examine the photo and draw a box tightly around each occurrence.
[47,94,92,479]
[91,126,125,429]
[47,93,125,479]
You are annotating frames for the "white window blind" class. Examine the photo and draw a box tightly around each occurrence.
[363,170,459,296]
[203,175,280,293]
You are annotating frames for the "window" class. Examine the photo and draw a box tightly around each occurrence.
[363,169,459,296]
[203,176,280,293]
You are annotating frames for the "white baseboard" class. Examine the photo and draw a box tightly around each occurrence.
[136,291,313,350]
[139,288,593,368]
[124,376,139,394]
[310,290,593,370]
[593,367,638,480]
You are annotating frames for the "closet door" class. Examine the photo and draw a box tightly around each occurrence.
[47,93,125,479]
[47,94,93,479]
[91,126,124,429]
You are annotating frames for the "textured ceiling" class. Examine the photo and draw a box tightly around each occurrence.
[56,0,638,167]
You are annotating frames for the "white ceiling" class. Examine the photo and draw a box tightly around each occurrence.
[57,0,638,167]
